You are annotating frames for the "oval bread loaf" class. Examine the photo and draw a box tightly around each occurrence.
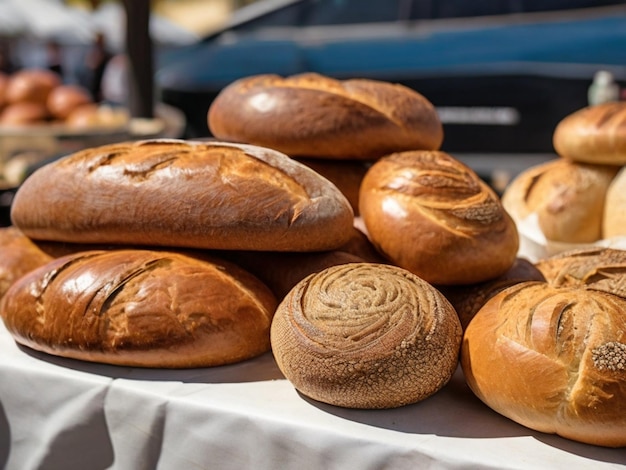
[359,150,519,285]
[0,249,278,368]
[10,139,355,252]
[553,101,626,164]
[208,73,443,159]
[271,263,462,409]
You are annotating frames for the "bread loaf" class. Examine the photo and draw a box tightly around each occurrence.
[271,263,462,409]
[208,73,443,159]
[501,158,619,243]
[0,249,278,368]
[46,84,93,120]
[461,281,626,447]
[11,139,355,252]
[438,258,545,330]
[359,150,519,285]
[603,165,626,238]
[553,101,626,165]
[0,102,48,125]
[5,69,60,105]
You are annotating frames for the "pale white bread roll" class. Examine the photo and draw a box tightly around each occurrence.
[0,249,278,368]
[603,165,626,238]
[501,158,619,243]
[359,150,519,285]
[271,263,462,409]
[208,73,443,159]
[553,101,626,164]
[10,139,355,252]
[461,281,626,447]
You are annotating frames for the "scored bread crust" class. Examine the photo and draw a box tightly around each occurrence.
[10,139,355,252]
[0,249,278,368]
[359,150,519,285]
[208,73,443,159]
[553,101,626,164]
[461,281,626,447]
[271,263,462,409]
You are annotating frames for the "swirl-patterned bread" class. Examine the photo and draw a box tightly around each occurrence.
[208,73,443,159]
[10,139,354,252]
[0,249,278,368]
[553,101,626,165]
[271,263,462,409]
[461,281,626,447]
[359,150,519,285]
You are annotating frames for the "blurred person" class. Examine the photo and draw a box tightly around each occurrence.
[588,70,620,106]
[46,40,64,79]
[80,32,113,102]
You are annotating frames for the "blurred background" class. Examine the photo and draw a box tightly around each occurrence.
[0,0,625,199]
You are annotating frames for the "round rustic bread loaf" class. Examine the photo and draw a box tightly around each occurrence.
[553,101,626,164]
[501,158,619,243]
[11,139,355,252]
[0,101,48,125]
[0,249,278,368]
[46,84,93,120]
[208,73,443,159]
[359,150,519,285]
[271,263,462,409]
[603,165,626,238]
[5,68,60,105]
[461,281,626,447]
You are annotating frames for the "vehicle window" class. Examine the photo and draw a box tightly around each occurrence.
[302,0,403,25]
[520,0,626,13]
[229,4,306,33]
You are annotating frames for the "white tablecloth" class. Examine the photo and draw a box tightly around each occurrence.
[0,321,624,470]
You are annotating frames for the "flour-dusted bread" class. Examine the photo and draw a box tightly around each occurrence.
[271,263,462,409]
[359,150,519,285]
[0,249,278,368]
[208,73,443,159]
[553,101,626,165]
[10,139,355,252]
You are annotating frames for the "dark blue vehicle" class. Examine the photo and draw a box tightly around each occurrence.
[157,0,626,155]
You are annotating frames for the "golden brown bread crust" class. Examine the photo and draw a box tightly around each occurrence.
[271,263,462,409]
[359,150,519,285]
[501,158,619,243]
[0,102,49,125]
[11,139,355,252]
[604,166,626,238]
[0,249,278,368]
[438,257,545,330]
[553,102,626,164]
[0,226,54,299]
[461,282,626,447]
[46,84,93,120]
[5,69,60,105]
[208,73,443,159]
[535,247,626,298]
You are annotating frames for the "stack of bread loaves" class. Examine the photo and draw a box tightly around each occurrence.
[0,68,128,129]
[502,101,626,260]
[2,138,358,368]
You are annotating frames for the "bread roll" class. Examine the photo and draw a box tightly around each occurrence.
[535,247,626,298]
[359,150,519,285]
[438,257,545,330]
[5,69,60,105]
[603,165,626,238]
[0,72,8,109]
[208,73,443,159]
[553,102,626,165]
[0,102,48,125]
[11,139,355,252]
[0,249,278,368]
[501,158,619,243]
[271,263,462,409]
[461,282,626,447]
[46,84,93,120]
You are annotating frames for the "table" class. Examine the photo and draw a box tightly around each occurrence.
[0,321,624,470]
